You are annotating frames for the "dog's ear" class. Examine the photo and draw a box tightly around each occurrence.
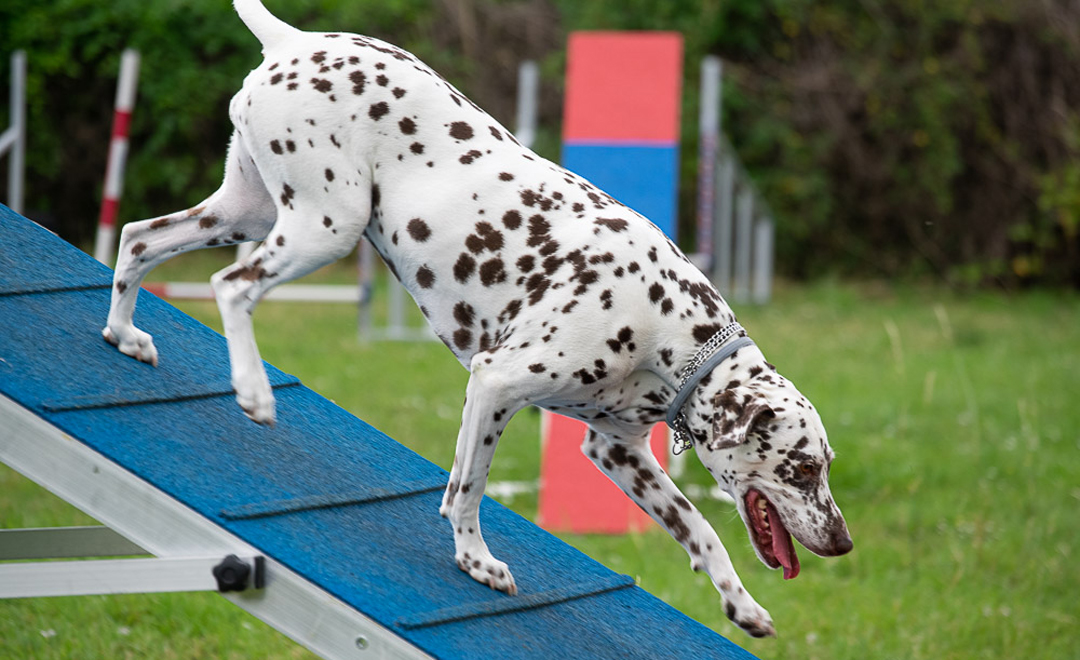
[709,389,775,450]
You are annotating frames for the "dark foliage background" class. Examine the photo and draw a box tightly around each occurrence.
[2,0,1077,286]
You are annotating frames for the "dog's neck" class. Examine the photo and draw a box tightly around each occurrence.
[662,328,771,448]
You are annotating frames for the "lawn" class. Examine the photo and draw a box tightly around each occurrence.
[2,249,1078,659]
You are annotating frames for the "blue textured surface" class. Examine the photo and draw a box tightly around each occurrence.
[562,142,680,239]
[0,205,756,660]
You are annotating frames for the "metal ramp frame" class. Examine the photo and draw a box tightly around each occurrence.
[0,204,756,660]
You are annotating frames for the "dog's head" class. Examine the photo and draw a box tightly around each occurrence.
[689,367,853,579]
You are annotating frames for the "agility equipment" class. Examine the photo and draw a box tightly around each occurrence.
[538,415,669,534]
[94,49,140,266]
[0,204,756,659]
[561,31,683,239]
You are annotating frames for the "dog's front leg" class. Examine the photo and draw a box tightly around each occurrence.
[582,427,776,638]
[441,361,524,595]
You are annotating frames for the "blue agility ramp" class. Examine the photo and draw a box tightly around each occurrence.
[0,204,757,660]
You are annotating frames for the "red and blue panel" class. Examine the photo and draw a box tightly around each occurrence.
[562,31,684,239]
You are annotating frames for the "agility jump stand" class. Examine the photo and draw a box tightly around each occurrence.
[93,49,140,266]
[0,205,757,660]
[697,57,775,306]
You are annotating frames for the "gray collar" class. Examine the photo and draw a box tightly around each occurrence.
[666,322,755,454]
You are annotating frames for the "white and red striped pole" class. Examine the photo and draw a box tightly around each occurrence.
[94,49,140,265]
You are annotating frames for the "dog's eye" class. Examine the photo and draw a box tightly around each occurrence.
[798,461,818,477]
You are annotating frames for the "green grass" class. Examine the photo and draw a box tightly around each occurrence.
[2,253,1078,659]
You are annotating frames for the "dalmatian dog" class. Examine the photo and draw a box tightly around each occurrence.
[102,0,852,638]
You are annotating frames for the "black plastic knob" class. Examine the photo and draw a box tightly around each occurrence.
[212,554,251,592]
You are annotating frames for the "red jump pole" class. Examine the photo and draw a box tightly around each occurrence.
[94,49,140,266]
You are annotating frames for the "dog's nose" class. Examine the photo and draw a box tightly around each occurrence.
[831,533,853,556]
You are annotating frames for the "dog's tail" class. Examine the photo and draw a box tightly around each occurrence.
[234,0,301,51]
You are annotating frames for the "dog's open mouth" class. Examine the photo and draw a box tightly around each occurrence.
[745,489,800,580]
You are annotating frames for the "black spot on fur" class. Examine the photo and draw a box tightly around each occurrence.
[449,122,474,140]
[479,258,507,286]
[453,328,472,350]
[453,301,475,327]
[649,283,665,303]
[369,102,390,120]
[416,265,435,288]
[500,299,522,322]
[454,253,476,283]
[594,217,628,232]
[516,255,535,272]
[459,149,483,164]
[279,183,296,208]
[502,210,522,230]
[407,218,432,242]
[693,323,723,344]
[350,70,367,95]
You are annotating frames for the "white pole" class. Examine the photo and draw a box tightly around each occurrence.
[696,57,721,267]
[388,277,406,340]
[713,153,734,295]
[4,51,27,214]
[94,49,140,265]
[733,186,753,303]
[752,219,774,305]
[514,60,539,149]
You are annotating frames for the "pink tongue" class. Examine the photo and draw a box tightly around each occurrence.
[768,503,800,580]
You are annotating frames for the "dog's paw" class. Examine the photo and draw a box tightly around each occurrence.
[724,597,776,638]
[234,382,276,426]
[456,551,517,596]
[102,325,159,367]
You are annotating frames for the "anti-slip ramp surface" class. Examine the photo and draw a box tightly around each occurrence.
[0,204,757,660]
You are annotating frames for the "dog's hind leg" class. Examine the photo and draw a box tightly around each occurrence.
[103,133,276,365]
[582,425,776,638]
[209,163,370,425]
